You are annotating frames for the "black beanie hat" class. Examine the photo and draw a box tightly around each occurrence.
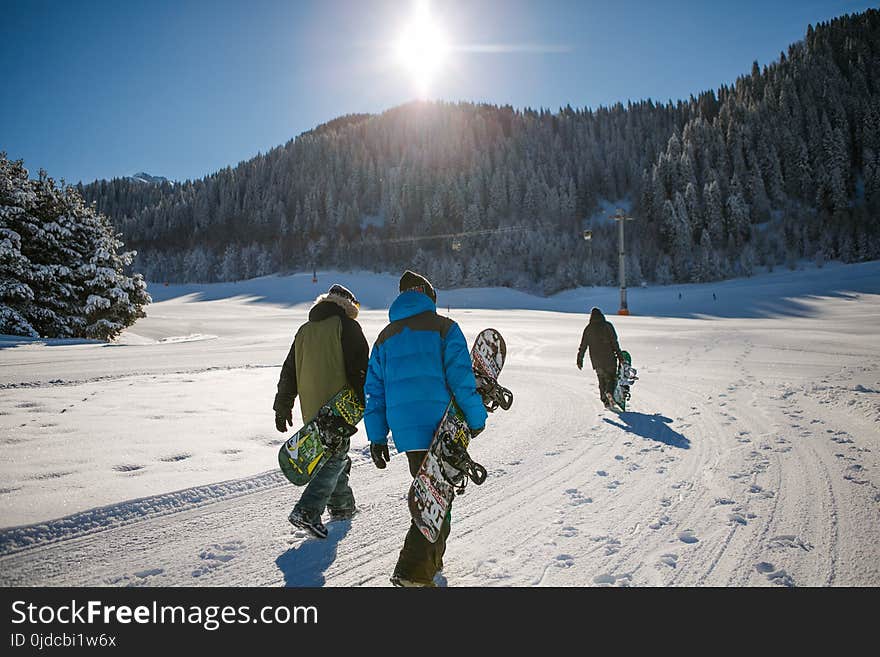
[399,270,436,303]
[327,284,359,307]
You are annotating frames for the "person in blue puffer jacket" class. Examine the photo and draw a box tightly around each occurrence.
[365,270,487,587]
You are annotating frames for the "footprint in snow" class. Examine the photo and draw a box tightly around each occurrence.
[766,569,795,587]
[192,541,244,578]
[596,470,608,477]
[649,515,671,530]
[564,488,593,506]
[659,554,678,569]
[844,464,869,485]
[159,453,192,462]
[593,572,632,586]
[114,464,144,473]
[769,535,813,551]
[728,513,748,526]
[749,484,775,498]
[105,568,165,587]
[30,471,73,480]
[554,554,575,568]
[677,530,699,544]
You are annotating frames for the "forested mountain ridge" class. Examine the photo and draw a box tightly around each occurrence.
[80,10,880,292]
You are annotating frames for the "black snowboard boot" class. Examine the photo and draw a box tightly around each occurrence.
[328,506,357,522]
[288,508,328,539]
[390,574,436,588]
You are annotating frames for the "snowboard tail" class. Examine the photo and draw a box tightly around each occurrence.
[611,350,637,411]
[407,328,511,543]
[278,386,364,486]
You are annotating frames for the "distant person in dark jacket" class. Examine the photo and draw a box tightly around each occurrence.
[273,284,369,538]
[576,307,624,409]
[365,270,487,587]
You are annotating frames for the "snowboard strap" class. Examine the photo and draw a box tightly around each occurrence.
[314,407,358,451]
[476,375,514,412]
[438,430,488,494]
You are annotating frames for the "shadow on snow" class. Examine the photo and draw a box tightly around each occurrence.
[0,335,104,350]
[275,520,352,587]
[603,412,691,449]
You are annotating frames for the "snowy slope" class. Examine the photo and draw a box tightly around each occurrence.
[1,262,878,586]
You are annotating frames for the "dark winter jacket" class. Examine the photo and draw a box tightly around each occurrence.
[577,308,623,372]
[364,291,487,453]
[273,294,369,423]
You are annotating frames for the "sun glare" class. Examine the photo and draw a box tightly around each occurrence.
[394,1,449,97]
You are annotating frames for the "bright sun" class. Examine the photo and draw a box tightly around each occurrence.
[394,1,449,97]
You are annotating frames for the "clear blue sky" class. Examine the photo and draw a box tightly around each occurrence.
[1,0,875,184]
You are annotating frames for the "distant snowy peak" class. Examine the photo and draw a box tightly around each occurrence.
[128,172,169,185]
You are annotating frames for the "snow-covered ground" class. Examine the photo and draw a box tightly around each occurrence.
[1,261,878,586]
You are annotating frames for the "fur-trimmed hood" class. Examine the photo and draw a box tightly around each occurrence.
[311,292,359,320]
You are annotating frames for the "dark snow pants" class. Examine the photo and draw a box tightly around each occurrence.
[393,450,451,584]
[293,438,355,521]
[595,368,617,404]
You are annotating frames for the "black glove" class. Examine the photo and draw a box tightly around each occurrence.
[370,442,390,469]
[470,426,484,438]
[275,410,293,433]
[576,359,583,370]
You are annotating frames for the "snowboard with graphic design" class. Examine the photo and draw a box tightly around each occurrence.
[407,328,512,543]
[278,386,364,486]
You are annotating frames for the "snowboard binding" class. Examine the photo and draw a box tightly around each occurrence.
[437,430,488,494]
[314,406,358,450]
[476,375,514,412]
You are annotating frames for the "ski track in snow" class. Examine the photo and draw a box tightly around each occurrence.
[1,265,879,586]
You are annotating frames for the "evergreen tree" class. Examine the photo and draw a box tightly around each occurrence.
[0,153,149,340]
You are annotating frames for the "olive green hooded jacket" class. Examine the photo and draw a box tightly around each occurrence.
[273,292,369,423]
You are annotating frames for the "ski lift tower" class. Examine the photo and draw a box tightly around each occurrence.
[610,208,634,315]
[582,228,593,285]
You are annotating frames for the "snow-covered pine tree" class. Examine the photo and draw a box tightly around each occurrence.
[0,156,39,337]
[0,153,150,340]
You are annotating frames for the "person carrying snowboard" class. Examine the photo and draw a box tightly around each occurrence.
[364,270,487,587]
[576,307,625,409]
[273,283,369,538]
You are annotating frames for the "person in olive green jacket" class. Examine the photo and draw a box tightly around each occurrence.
[273,284,369,539]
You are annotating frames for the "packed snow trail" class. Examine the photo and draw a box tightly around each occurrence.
[1,263,878,586]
